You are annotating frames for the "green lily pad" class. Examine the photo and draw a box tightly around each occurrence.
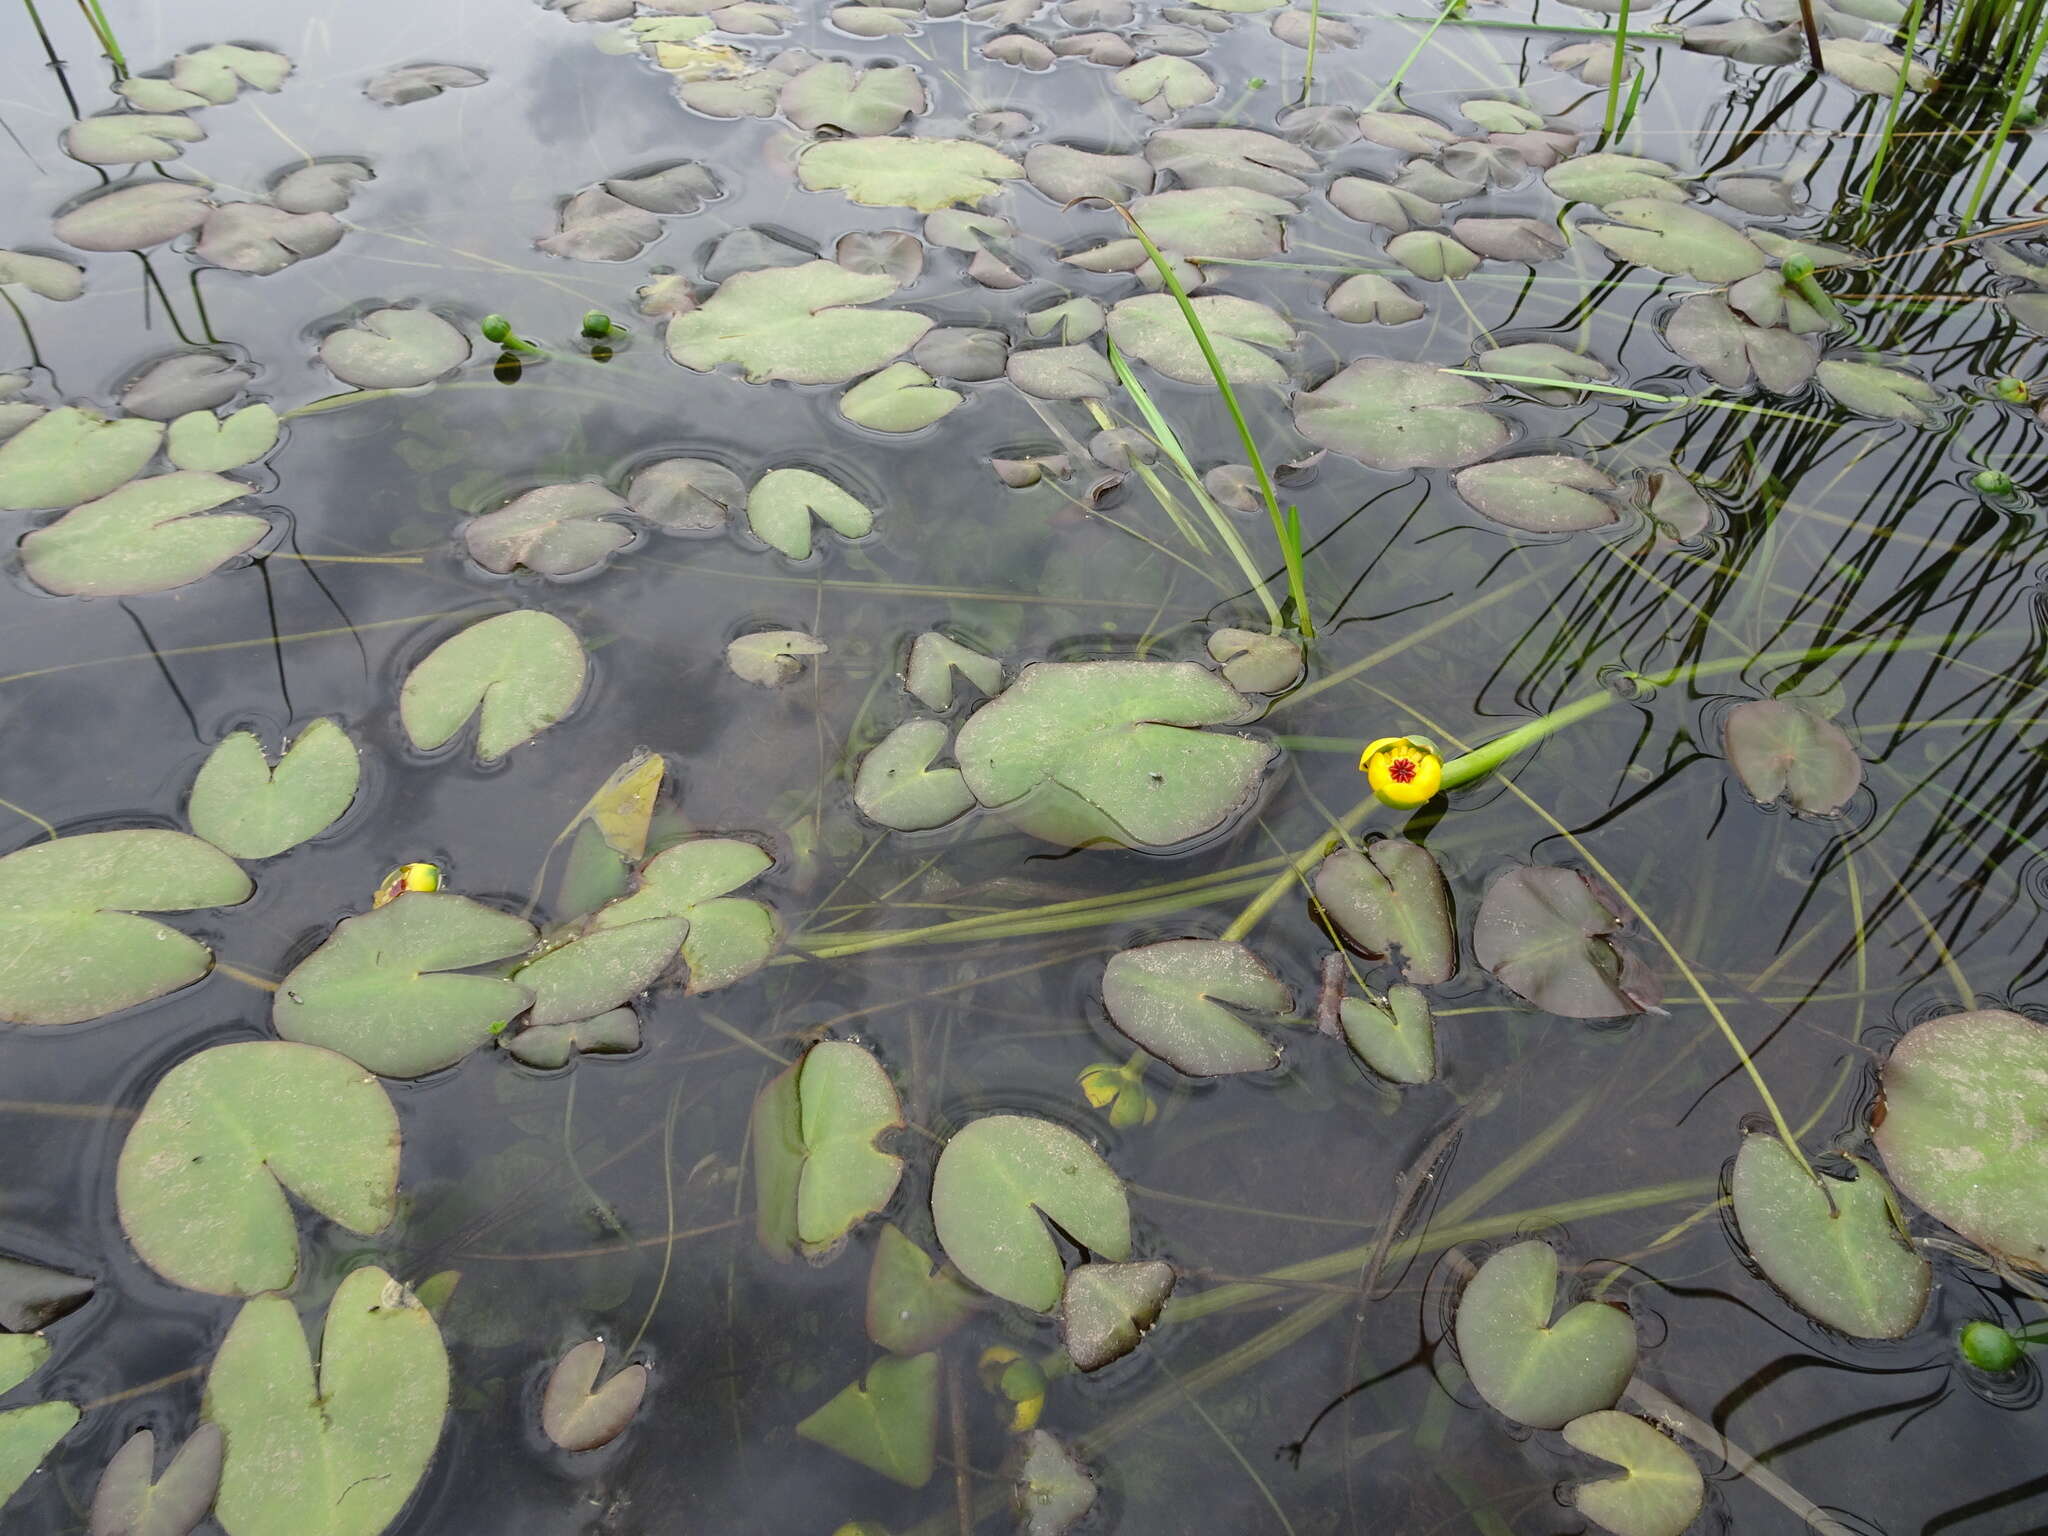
[1007,344,1116,400]
[115,1041,399,1294]
[1816,359,1941,425]
[541,1339,648,1452]
[116,77,211,111]
[166,404,279,473]
[1455,217,1568,264]
[538,189,660,262]
[1453,454,1620,533]
[1730,1134,1929,1338]
[1293,358,1510,471]
[796,1352,937,1487]
[1328,174,1441,233]
[1312,840,1456,983]
[463,483,634,576]
[1873,1009,2048,1267]
[502,1007,639,1069]
[1060,1259,1175,1371]
[400,610,588,761]
[272,161,374,215]
[0,829,252,1025]
[1821,37,1931,93]
[1583,199,1766,282]
[625,457,745,532]
[64,113,206,166]
[203,1265,448,1536]
[22,471,267,598]
[512,918,685,1027]
[319,308,471,389]
[867,1224,978,1355]
[0,1334,49,1395]
[0,1401,77,1515]
[753,1040,905,1258]
[1727,270,1834,334]
[1023,143,1152,202]
[1472,865,1661,1019]
[1144,126,1314,197]
[1722,699,1861,816]
[727,628,827,686]
[171,44,291,102]
[1456,1240,1637,1428]
[1562,1412,1705,1536]
[194,204,343,276]
[1388,230,1480,282]
[0,406,162,510]
[1665,294,1817,394]
[188,719,360,860]
[588,837,777,992]
[1545,154,1685,207]
[0,250,83,302]
[954,660,1271,848]
[1100,938,1291,1075]
[364,62,484,105]
[552,751,665,921]
[780,60,925,134]
[931,1114,1130,1310]
[1475,341,1612,403]
[840,363,962,432]
[669,261,931,384]
[746,467,875,558]
[855,719,975,831]
[797,138,1023,211]
[1106,295,1292,385]
[1325,273,1425,324]
[272,892,537,1078]
[1339,984,1437,1085]
[1066,188,1293,273]
[0,1258,90,1333]
[87,1424,224,1536]
[54,183,212,252]
[1114,55,1217,113]
[905,632,1002,710]
[1206,628,1303,693]
[1013,1431,1095,1536]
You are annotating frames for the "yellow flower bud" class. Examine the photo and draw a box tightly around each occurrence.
[976,1346,1047,1433]
[374,862,442,908]
[1357,736,1443,808]
[1078,1060,1158,1128]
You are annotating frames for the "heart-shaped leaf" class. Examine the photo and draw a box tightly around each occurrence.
[1473,865,1662,1019]
[867,1224,978,1355]
[1107,294,1292,385]
[1562,1411,1705,1536]
[1545,153,1684,207]
[512,918,685,1027]
[1114,55,1217,114]
[364,62,484,105]
[1816,359,1940,424]
[1665,294,1817,394]
[625,457,745,532]
[1722,698,1861,815]
[1339,984,1437,1085]
[796,1352,937,1487]
[0,830,252,1025]
[1007,344,1117,400]
[1873,1009,2048,1267]
[0,1401,78,1514]
[1145,126,1314,197]
[840,363,962,432]
[537,189,660,262]
[188,719,360,859]
[1060,1259,1175,1371]
[166,404,279,473]
[1730,1134,1929,1338]
[1388,230,1480,282]
[194,205,342,276]
[1206,628,1303,693]
[172,44,291,102]
[746,468,875,558]
[1312,840,1456,983]
[1583,199,1766,282]
[88,1424,224,1536]
[502,1007,639,1069]
[117,1041,398,1295]
[272,161,374,215]
[1014,1431,1095,1536]
[0,406,162,510]
[121,354,250,420]
[798,138,1023,211]
[905,632,1002,710]
[1023,143,1152,203]
[1328,174,1441,233]
[780,59,925,134]
[1325,273,1426,325]
[0,1258,91,1333]
[463,483,634,576]
[727,629,828,687]
[23,471,267,597]
[588,837,776,992]
[1295,358,1510,470]
[54,183,212,252]
[1100,938,1291,1075]
[954,660,1272,848]
[0,250,83,302]
[753,1041,905,1258]
[273,892,537,1077]
[1456,1240,1637,1428]
[64,113,206,166]
[1454,454,1620,533]
[931,1114,1130,1310]
[541,1339,648,1452]
[1065,188,1292,272]
[204,1266,448,1536]
[400,610,588,761]
[855,719,975,831]
[319,307,470,389]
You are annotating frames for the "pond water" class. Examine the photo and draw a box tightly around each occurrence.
[3,1,2048,1533]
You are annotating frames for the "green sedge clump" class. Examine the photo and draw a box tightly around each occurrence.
[1960,1320,2024,1373]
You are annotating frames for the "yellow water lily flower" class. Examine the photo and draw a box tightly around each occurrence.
[373,861,442,908]
[977,1346,1047,1433]
[1079,1059,1158,1128]
[1358,736,1443,808]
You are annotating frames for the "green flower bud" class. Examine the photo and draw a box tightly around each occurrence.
[1973,468,2017,497]
[1780,254,1816,283]
[1994,375,2031,404]
[480,314,512,344]
[1961,1320,2024,1373]
[581,310,614,339]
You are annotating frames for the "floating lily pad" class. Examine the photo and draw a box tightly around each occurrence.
[188,719,360,860]
[1328,174,1440,234]
[931,1114,1130,1310]
[1730,1134,1929,1338]
[747,467,875,557]
[1456,1240,1637,1428]
[319,307,470,389]
[463,483,634,576]
[88,1424,224,1536]
[538,189,660,262]
[798,137,1023,211]
[780,60,925,133]
[605,161,720,213]
[1313,840,1455,983]
[905,632,1002,710]
[668,261,932,384]
[1067,188,1293,272]
[1114,54,1217,114]
[272,161,375,214]
[503,1007,640,1069]
[1665,294,1817,394]
[203,1266,448,1536]
[1545,154,1684,208]
[1100,938,1291,1075]
[1325,273,1425,324]
[195,204,343,275]
[172,44,291,102]
[1293,358,1509,470]
[22,471,266,597]
[855,719,975,831]
[1023,143,1152,202]
[753,1040,905,1258]
[588,837,776,992]
[54,183,212,252]
[1584,199,1766,282]
[1821,38,1930,93]
[867,1224,978,1355]
[1721,699,1861,816]
[64,113,206,166]
[116,1041,398,1294]
[1472,865,1661,1019]
[1453,216,1567,264]
[1453,455,1620,533]
[0,1259,90,1334]
[166,404,279,473]
[0,250,83,302]
[122,354,250,420]
[1562,1412,1705,1536]
[727,628,828,686]
[1106,294,1292,385]
[1007,344,1116,400]
[0,1400,77,1515]
[954,660,1272,848]
[1475,341,1611,403]
[1206,628,1303,693]
[400,610,588,761]
[626,457,744,532]
[0,406,162,510]
[0,829,251,1025]
[1060,1260,1175,1371]
[1388,230,1480,282]
[272,893,537,1077]
[541,1340,648,1452]
[115,77,211,112]
[841,363,962,432]
[364,62,486,105]
[1145,126,1313,196]
[512,918,684,1027]
[1816,359,1940,425]
[796,1353,937,1487]
[1874,1009,2048,1267]
[1340,984,1437,1084]
[1013,1431,1095,1536]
